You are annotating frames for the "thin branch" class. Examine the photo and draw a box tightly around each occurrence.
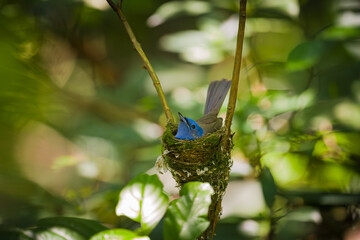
[105,0,174,124]
[223,0,247,148]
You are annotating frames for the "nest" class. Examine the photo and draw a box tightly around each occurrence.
[158,124,233,239]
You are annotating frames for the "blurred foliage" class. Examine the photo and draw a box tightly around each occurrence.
[0,0,360,239]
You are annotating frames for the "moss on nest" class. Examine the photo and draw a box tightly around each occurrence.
[160,124,233,239]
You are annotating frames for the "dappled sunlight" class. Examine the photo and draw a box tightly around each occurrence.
[311,116,333,131]
[15,122,87,192]
[172,87,195,108]
[239,220,260,236]
[73,136,121,181]
[222,180,267,218]
[77,161,99,179]
[159,16,238,64]
[220,15,240,40]
[260,0,299,17]
[182,46,223,65]
[262,152,309,186]
[239,219,270,238]
[268,113,290,134]
[145,63,206,93]
[238,219,270,237]
[334,101,360,130]
[40,37,77,88]
[247,113,265,131]
[133,119,163,141]
[230,157,253,177]
[147,1,212,27]
[83,0,109,10]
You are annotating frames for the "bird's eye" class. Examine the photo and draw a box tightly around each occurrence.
[191,125,196,129]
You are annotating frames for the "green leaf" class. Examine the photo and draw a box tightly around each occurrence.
[163,182,214,240]
[259,167,277,208]
[115,173,169,235]
[287,40,326,71]
[90,229,150,240]
[36,226,86,240]
[37,217,108,239]
[321,26,360,40]
[334,132,360,157]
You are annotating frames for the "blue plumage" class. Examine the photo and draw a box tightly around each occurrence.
[175,79,231,140]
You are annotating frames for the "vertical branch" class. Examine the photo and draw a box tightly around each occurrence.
[105,0,174,124]
[223,0,247,147]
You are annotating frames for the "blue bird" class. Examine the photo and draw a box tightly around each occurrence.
[175,79,232,140]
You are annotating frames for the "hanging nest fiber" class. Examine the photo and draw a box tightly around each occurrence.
[159,124,233,239]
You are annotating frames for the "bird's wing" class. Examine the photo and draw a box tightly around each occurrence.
[204,79,231,116]
[197,112,223,135]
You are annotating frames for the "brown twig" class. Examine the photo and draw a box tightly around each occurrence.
[223,0,247,148]
[105,0,174,124]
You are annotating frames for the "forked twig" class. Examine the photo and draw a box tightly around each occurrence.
[105,0,174,123]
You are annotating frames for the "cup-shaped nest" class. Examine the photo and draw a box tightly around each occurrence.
[159,124,233,240]
[160,124,232,196]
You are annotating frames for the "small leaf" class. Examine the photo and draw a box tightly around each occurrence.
[287,40,326,71]
[116,173,169,235]
[37,217,108,239]
[259,167,277,208]
[90,229,150,240]
[164,182,214,240]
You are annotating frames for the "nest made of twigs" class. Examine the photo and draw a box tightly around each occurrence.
[157,124,233,240]
[159,124,232,195]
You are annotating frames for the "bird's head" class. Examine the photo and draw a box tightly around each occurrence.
[175,112,204,140]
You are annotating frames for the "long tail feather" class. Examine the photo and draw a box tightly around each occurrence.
[204,79,231,116]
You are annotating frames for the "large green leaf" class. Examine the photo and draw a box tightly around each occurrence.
[36,226,86,240]
[37,217,108,239]
[287,40,326,71]
[163,182,214,240]
[90,229,150,240]
[115,173,169,235]
[259,167,277,208]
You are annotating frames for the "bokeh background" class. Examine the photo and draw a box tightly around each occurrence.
[1,0,360,239]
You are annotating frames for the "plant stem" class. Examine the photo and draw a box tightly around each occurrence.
[223,0,247,148]
[105,0,174,124]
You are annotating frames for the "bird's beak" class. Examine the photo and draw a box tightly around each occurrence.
[178,112,190,127]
